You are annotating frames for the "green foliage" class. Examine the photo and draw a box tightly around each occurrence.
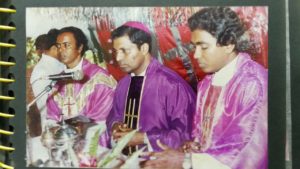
[26,37,40,68]
[88,128,101,157]
[97,129,138,168]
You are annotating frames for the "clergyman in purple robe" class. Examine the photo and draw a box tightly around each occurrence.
[143,7,268,169]
[106,21,196,154]
[46,27,116,147]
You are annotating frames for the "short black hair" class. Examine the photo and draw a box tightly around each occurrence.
[111,26,152,53]
[35,29,60,51]
[58,26,88,56]
[188,7,252,53]
[34,33,56,51]
[47,28,59,39]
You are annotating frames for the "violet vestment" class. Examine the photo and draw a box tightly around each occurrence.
[192,53,268,169]
[47,59,116,146]
[106,58,196,151]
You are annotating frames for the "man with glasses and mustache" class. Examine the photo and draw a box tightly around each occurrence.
[106,21,196,155]
[142,7,267,169]
[46,26,116,148]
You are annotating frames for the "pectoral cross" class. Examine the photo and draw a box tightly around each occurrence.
[201,106,212,148]
[203,115,212,122]
[63,97,76,117]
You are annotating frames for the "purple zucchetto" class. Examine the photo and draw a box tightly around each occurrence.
[122,21,151,35]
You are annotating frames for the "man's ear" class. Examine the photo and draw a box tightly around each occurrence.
[36,49,43,56]
[50,45,57,51]
[224,44,235,54]
[140,43,150,55]
[78,44,83,54]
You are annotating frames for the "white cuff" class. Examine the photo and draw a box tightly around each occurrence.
[191,153,231,169]
[143,133,153,152]
[182,153,192,169]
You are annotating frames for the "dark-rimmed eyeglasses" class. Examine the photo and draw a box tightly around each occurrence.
[55,42,72,49]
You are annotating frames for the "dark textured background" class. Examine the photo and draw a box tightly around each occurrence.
[0,0,17,166]
[290,0,300,169]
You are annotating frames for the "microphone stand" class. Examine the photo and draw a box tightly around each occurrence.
[26,80,56,165]
[26,80,56,112]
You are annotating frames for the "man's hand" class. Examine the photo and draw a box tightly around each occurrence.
[181,141,201,153]
[141,140,185,169]
[114,131,145,146]
[111,122,145,146]
[111,122,132,140]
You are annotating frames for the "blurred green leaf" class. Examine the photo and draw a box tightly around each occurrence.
[88,128,101,157]
[97,129,138,168]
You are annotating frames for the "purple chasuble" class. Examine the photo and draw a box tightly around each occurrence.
[106,58,196,151]
[193,53,268,169]
[47,59,116,147]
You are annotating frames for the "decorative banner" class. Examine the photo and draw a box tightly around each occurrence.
[26,6,268,85]
[92,6,268,87]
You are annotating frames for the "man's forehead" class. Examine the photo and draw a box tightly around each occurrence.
[113,36,135,48]
[191,29,215,44]
[57,32,75,41]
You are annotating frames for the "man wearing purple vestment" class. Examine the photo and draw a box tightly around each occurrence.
[106,21,196,154]
[143,7,268,169]
[46,27,116,147]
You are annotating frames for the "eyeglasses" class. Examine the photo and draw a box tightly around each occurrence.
[55,42,72,49]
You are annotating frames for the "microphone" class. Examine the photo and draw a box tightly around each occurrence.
[42,70,84,81]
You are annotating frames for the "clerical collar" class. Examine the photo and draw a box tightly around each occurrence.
[64,58,83,73]
[212,55,238,86]
[130,68,147,77]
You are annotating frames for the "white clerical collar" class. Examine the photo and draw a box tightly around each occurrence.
[212,56,238,86]
[64,58,83,73]
[130,68,147,77]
